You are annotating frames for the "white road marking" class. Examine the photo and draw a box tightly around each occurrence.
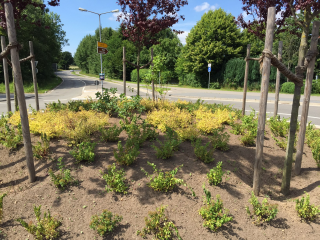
[43,99,68,102]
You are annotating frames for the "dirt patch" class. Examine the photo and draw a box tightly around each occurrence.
[0,119,319,240]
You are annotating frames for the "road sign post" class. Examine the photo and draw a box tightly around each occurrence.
[208,63,211,89]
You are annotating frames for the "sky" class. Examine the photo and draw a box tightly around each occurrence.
[47,0,249,56]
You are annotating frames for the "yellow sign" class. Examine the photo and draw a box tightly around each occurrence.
[97,41,108,48]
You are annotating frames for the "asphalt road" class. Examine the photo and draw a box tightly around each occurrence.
[1,71,320,126]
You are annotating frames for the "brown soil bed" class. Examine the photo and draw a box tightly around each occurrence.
[0,118,320,240]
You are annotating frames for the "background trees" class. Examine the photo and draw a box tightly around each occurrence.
[59,51,74,70]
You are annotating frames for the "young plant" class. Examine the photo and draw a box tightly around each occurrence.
[0,122,23,150]
[240,131,256,146]
[268,115,289,137]
[207,162,228,186]
[141,162,195,196]
[70,141,96,164]
[99,124,122,142]
[113,140,140,166]
[209,127,230,151]
[89,210,123,237]
[48,157,74,189]
[295,192,320,221]
[199,185,233,231]
[137,205,181,240]
[33,133,50,160]
[192,138,215,163]
[16,205,61,240]
[101,163,128,194]
[245,191,278,225]
[0,193,7,223]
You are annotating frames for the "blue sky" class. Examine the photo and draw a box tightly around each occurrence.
[47,0,248,56]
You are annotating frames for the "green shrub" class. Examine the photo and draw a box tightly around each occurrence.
[99,124,122,142]
[281,82,304,94]
[70,141,96,164]
[0,121,22,150]
[90,210,123,237]
[48,157,74,189]
[33,133,50,160]
[269,115,289,137]
[207,162,228,186]
[17,205,61,240]
[199,185,233,231]
[152,128,182,159]
[45,100,67,112]
[101,163,128,194]
[0,193,7,223]
[130,69,149,82]
[67,100,92,112]
[312,79,320,94]
[113,140,140,166]
[192,138,214,163]
[209,127,230,151]
[240,132,256,146]
[295,193,320,221]
[245,192,278,225]
[137,205,181,240]
[210,82,221,89]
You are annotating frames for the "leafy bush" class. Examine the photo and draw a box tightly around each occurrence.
[89,210,123,237]
[312,79,320,94]
[209,127,230,151]
[17,205,61,240]
[192,138,214,163]
[0,121,22,150]
[130,68,149,82]
[70,141,96,164]
[152,128,182,159]
[113,140,140,166]
[137,205,181,240]
[0,193,7,223]
[176,126,201,141]
[281,82,304,94]
[33,133,50,160]
[269,115,289,137]
[48,157,74,189]
[240,132,256,146]
[305,123,320,167]
[207,162,228,186]
[210,82,221,89]
[246,192,278,225]
[295,193,320,221]
[99,124,122,142]
[199,185,233,231]
[101,163,128,194]
[45,100,67,112]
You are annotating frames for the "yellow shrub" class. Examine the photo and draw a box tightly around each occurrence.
[146,107,192,132]
[176,127,201,141]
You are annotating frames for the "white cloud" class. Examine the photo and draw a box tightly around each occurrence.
[194,2,217,12]
[109,12,124,21]
[177,31,190,45]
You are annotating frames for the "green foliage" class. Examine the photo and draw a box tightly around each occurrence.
[295,193,320,221]
[45,100,67,112]
[281,82,304,94]
[59,51,74,70]
[33,133,50,160]
[269,115,289,137]
[240,132,256,146]
[245,192,278,225]
[137,205,181,240]
[209,82,221,89]
[0,120,23,150]
[131,69,149,82]
[89,210,123,237]
[199,185,233,231]
[192,138,215,163]
[69,141,96,164]
[113,140,140,166]
[0,193,7,223]
[16,205,61,240]
[48,157,74,189]
[207,162,228,186]
[99,124,122,142]
[152,128,182,159]
[209,127,230,151]
[305,123,320,167]
[101,163,128,194]
[231,110,257,146]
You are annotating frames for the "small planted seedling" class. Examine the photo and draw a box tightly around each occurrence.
[101,163,128,194]
[207,161,228,186]
[32,132,50,160]
[209,127,230,151]
[245,191,278,225]
[0,193,7,223]
[295,192,320,221]
[70,141,96,164]
[0,121,23,150]
[48,157,75,189]
[114,140,140,166]
[199,185,233,231]
[192,138,214,163]
[137,205,181,240]
[17,205,61,240]
[99,124,122,142]
[90,210,122,237]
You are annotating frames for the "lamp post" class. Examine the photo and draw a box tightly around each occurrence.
[79,7,119,93]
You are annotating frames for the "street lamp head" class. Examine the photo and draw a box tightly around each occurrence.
[79,8,87,12]
[111,9,119,13]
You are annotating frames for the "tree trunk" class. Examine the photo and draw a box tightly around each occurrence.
[123,47,126,96]
[274,41,283,117]
[13,68,18,111]
[137,50,140,96]
[1,36,11,113]
[29,41,39,111]
[151,48,155,101]
[242,44,251,116]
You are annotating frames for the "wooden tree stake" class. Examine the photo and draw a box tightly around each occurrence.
[1,36,11,112]
[295,21,320,175]
[123,46,126,96]
[29,41,39,111]
[151,48,155,101]
[253,7,276,196]
[5,2,35,182]
[242,44,251,116]
[274,41,283,117]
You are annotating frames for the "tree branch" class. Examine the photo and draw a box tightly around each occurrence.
[289,0,304,28]
[124,59,138,68]
[140,55,154,69]
[20,55,35,63]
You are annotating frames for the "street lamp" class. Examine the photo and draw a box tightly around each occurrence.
[79,7,119,92]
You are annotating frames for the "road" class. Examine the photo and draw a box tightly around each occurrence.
[1,71,320,126]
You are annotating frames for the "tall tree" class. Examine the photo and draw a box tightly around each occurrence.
[116,0,188,96]
[238,0,320,195]
[59,51,73,70]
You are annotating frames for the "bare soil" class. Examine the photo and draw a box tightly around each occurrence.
[0,117,320,240]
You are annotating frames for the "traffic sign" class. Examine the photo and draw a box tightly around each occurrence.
[208,63,211,68]
[97,41,108,48]
[97,47,108,54]
[208,67,211,72]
